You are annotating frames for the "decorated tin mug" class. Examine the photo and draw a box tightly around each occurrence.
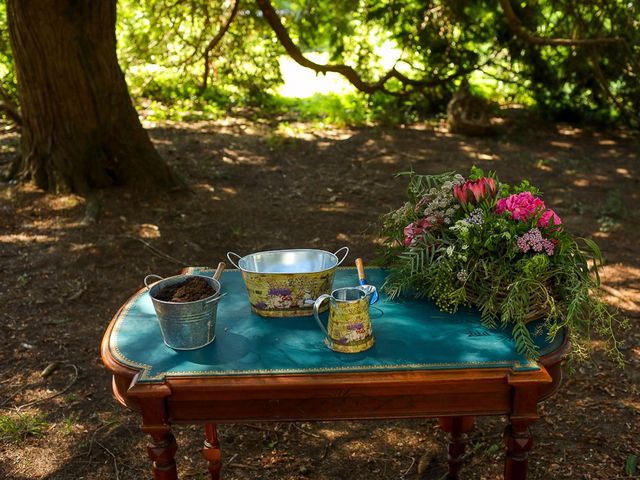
[313,285,376,353]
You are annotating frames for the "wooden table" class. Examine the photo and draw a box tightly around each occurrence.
[101,268,569,480]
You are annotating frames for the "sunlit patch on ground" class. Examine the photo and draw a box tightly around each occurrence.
[136,223,161,239]
[47,195,83,211]
[557,126,583,136]
[573,178,590,187]
[600,264,640,316]
[0,233,57,243]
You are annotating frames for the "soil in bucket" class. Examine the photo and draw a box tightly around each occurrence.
[154,277,216,302]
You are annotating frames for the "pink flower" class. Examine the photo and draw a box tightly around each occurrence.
[538,208,562,228]
[496,192,563,229]
[453,177,497,206]
[403,218,432,246]
[496,192,545,222]
[516,228,555,256]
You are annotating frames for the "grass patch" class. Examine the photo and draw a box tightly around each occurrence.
[58,412,81,436]
[0,413,48,444]
[264,93,371,127]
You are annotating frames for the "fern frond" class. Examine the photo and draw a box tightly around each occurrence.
[512,321,539,359]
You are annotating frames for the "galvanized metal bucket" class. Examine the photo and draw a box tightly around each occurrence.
[144,274,225,350]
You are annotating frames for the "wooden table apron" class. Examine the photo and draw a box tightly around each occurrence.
[101,268,569,480]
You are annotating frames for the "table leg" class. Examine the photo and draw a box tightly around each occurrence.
[203,423,222,480]
[503,415,535,480]
[144,426,178,480]
[438,416,475,479]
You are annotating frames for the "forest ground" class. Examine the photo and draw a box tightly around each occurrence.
[0,110,638,480]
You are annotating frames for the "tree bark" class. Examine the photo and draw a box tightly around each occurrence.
[7,0,181,194]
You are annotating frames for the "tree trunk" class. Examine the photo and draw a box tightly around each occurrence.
[7,0,181,194]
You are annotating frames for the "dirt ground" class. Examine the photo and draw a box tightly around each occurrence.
[0,111,639,480]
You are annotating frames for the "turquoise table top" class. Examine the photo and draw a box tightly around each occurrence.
[109,268,564,382]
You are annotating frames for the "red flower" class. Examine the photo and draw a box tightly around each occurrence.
[453,177,497,206]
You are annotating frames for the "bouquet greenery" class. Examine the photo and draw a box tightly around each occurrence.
[380,167,625,363]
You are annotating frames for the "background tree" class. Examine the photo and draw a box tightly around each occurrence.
[6,0,180,194]
[1,0,638,194]
[113,0,638,125]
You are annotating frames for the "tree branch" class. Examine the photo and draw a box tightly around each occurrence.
[255,0,463,95]
[498,0,625,46]
[202,0,239,58]
[201,0,240,90]
[588,51,639,123]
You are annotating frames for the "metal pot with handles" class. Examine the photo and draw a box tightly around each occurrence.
[227,247,349,317]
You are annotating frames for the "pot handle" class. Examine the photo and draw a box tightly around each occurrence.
[226,252,243,270]
[313,294,332,347]
[144,274,164,290]
[333,246,349,266]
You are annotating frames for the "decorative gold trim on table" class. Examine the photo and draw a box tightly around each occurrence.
[110,289,155,375]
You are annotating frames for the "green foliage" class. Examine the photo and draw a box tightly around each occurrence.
[113,0,639,125]
[57,413,80,436]
[117,0,283,108]
[0,3,18,112]
[380,169,626,362]
[626,454,638,476]
[0,413,48,444]
[263,93,370,126]
[0,0,638,125]
[508,0,639,124]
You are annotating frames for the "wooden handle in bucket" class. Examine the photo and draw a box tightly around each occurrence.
[213,262,226,281]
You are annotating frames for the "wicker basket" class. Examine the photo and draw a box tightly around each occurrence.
[466,285,552,324]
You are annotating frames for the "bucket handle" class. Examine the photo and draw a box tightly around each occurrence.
[204,292,228,304]
[144,274,164,290]
[226,252,243,270]
[333,246,349,266]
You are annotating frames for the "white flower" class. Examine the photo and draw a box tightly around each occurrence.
[446,246,455,256]
[456,269,468,282]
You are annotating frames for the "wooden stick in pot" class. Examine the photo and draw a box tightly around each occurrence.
[213,262,226,281]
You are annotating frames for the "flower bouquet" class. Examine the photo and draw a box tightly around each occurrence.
[380,167,624,362]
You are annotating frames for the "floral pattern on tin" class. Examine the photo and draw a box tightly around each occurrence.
[244,271,335,316]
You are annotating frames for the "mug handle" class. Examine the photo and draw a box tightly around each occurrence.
[313,294,332,347]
